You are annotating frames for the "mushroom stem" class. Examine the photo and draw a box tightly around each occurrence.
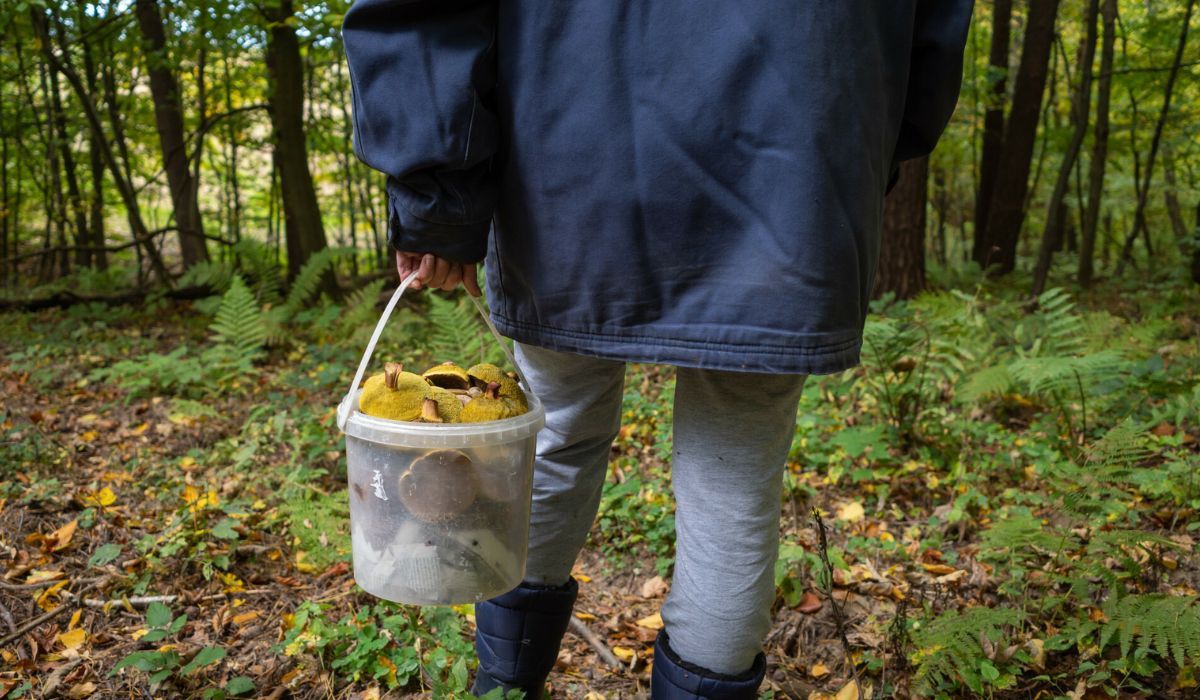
[421,397,443,423]
[384,362,404,390]
[485,381,501,400]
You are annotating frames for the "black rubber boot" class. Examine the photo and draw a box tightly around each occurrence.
[650,631,767,699]
[472,578,579,698]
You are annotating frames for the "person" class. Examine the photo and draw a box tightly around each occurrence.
[342,2,972,697]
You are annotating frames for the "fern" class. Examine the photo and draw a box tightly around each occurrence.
[1100,594,1200,667]
[282,247,351,315]
[911,607,1024,694]
[229,239,283,305]
[425,293,489,365]
[337,279,386,339]
[177,261,234,294]
[209,275,266,363]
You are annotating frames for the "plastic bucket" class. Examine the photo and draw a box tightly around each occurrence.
[336,272,545,605]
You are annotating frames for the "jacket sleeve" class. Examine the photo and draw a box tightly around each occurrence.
[893,0,974,163]
[342,0,498,263]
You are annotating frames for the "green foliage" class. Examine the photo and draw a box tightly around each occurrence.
[910,607,1024,695]
[209,275,267,363]
[423,292,502,366]
[1100,594,1200,667]
[109,602,231,689]
[278,601,478,696]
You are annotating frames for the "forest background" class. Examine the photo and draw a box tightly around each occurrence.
[1,1,1199,699]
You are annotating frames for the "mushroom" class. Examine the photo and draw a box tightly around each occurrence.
[397,449,478,523]
[467,363,529,413]
[460,382,520,423]
[359,362,430,421]
[422,361,472,390]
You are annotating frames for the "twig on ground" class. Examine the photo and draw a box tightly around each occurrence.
[568,616,624,670]
[0,602,73,647]
[61,588,277,609]
[813,508,864,700]
[0,598,17,634]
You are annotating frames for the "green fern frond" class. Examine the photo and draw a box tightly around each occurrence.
[979,513,1077,557]
[282,248,351,314]
[957,364,1013,402]
[1100,594,1200,666]
[425,293,488,365]
[177,261,234,293]
[912,607,1024,694]
[338,279,386,339]
[1087,419,1154,469]
[209,275,266,361]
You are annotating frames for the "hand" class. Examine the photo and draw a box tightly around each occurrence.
[395,251,482,297]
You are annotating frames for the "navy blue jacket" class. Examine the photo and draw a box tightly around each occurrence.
[343,1,972,374]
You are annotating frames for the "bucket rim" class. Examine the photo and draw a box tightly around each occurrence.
[339,390,546,446]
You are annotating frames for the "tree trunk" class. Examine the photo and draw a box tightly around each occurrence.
[40,14,90,272]
[973,0,1014,268]
[1079,0,1116,286]
[264,0,332,287]
[982,0,1061,276]
[1162,154,1189,245]
[134,0,209,269]
[873,158,929,301]
[1115,0,1194,275]
[1032,0,1099,296]
[31,8,171,284]
[1191,204,1200,285]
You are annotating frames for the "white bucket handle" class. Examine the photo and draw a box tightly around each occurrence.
[337,270,531,431]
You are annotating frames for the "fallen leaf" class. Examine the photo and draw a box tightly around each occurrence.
[57,628,87,651]
[574,612,597,621]
[612,646,636,662]
[809,662,830,678]
[835,680,870,700]
[1026,638,1046,671]
[26,569,66,585]
[575,574,592,583]
[934,569,967,584]
[232,611,260,626]
[641,575,669,599]
[636,613,664,630]
[921,563,957,576]
[67,682,97,699]
[46,519,78,552]
[81,488,116,507]
[797,590,823,613]
[836,501,865,523]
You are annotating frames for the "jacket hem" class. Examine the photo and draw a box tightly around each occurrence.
[491,313,862,376]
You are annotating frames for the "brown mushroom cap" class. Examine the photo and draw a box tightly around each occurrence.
[422,362,472,391]
[397,449,478,522]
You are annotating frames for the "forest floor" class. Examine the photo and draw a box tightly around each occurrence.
[1,272,1199,699]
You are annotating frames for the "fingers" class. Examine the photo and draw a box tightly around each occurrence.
[395,251,484,298]
[463,264,482,297]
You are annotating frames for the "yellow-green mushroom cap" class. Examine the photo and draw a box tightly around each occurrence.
[422,361,471,390]
[460,382,519,423]
[426,386,463,423]
[358,362,430,421]
[467,363,529,413]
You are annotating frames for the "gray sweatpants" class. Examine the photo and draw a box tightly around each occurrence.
[515,343,807,675]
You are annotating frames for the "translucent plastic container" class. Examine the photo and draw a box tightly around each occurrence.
[336,273,545,605]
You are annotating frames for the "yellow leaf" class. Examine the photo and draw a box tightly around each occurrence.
[835,680,870,700]
[58,628,87,651]
[37,580,69,611]
[836,501,865,523]
[183,485,201,504]
[232,611,260,626]
[82,487,117,507]
[180,456,196,469]
[25,569,66,585]
[809,662,830,678]
[131,422,150,436]
[48,519,78,551]
[574,574,592,583]
[921,563,958,576]
[636,613,664,630]
[612,646,636,662]
[295,551,317,573]
[1027,638,1047,671]
[131,628,148,641]
[574,612,597,621]
[67,682,97,699]
[81,431,99,443]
